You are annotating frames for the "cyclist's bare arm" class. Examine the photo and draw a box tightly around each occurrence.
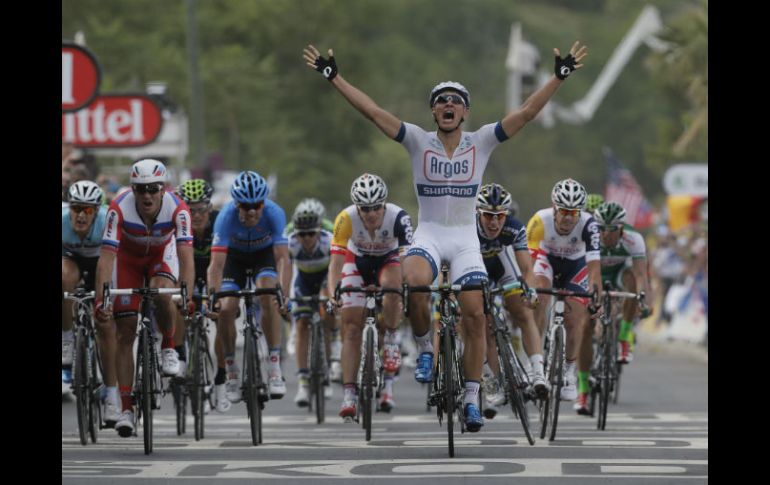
[500,41,587,139]
[273,244,291,299]
[303,45,402,139]
[631,258,650,296]
[207,251,226,296]
[514,248,537,289]
[177,243,195,299]
[327,252,345,301]
[94,248,116,319]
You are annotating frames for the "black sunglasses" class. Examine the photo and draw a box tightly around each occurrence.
[297,230,319,238]
[238,201,264,211]
[132,183,163,194]
[433,94,466,107]
[358,204,383,213]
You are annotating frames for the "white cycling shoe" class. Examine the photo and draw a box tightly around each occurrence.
[215,383,232,412]
[161,348,181,376]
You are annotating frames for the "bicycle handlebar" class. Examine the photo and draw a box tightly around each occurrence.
[402,281,490,317]
[63,290,95,301]
[535,287,595,299]
[210,286,286,312]
[290,295,330,303]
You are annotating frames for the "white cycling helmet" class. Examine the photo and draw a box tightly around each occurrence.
[429,81,471,107]
[130,159,167,184]
[350,173,388,206]
[68,180,104,206]
[551,178,587,210]
[292,198,325,230]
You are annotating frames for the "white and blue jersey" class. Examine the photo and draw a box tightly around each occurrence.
[62,206,108,258]
[211,199,288,256]
[477,215,528,286]
[394,121,509,283]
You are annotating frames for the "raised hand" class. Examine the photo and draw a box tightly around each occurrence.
[303,44,338,80]
[553,41,588,80]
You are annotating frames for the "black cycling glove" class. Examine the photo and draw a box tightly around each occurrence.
[554,53,577,80]
[314,53,338,81]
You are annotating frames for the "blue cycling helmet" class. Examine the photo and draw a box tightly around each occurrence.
[230,171,269,204]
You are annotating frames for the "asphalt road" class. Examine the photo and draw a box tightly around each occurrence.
[62,332,707,484]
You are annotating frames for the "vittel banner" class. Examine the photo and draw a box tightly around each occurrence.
[62,43,101,112]
[62,95,164,147]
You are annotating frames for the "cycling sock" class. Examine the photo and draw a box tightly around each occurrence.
[106,386,119,405]
[414,330,434,354]
[161,326,175,349]
[482,361,494,378]
[619,319,633,343]
[174,345,186,362]
[268,348,281,375]
[297,369,309,385]
[62,329,74,341]
[343,383,357,401]
[577,371,590,394]
[225,354,238,377]
[215,367,227,385]
[384,329,399,345]
[383,375,394,395]
[119,385,132,412]
[464,380,480,406]
[529,354,544,376]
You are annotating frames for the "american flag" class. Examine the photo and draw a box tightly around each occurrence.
[603,147,654,229]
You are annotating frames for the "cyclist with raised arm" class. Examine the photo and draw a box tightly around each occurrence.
[286,199,336,407]
[303,39,587,431]
[62,182,108,395]
[174,178,230,412]
[94,159,195,437]
[327,174,413,419]
[526,179,603,408]
[475,183,547,414]
[207,171,291,408]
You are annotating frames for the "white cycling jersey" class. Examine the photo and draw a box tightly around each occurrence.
[394,121,509,282]
[395,121,507,227]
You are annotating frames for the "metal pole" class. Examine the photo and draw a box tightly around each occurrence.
[185,0,205,170]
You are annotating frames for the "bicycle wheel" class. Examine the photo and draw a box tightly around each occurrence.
[173,379,186,436]
[362,328,374,441]
[244,327,262,446]
[141,330,154,455]
[538,330,551,439]
[547,326,564,442]
[498,337,535,445]
[191,323,206,441]
[597,337,612,431]
[443,327,455,458]
[74,329,90,446]
[88,338,100,444]
[310,322,325,424]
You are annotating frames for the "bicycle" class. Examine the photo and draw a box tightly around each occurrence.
[335,284,402,442]
[403,267,490,458]
[103,283,186,455]
[184,279,216,440]
[63,287,106,446]
[487,281,536,446]
[589,283,645,430]
[211,278,285,446]
[291,295,330,424]
[535,286,595,442]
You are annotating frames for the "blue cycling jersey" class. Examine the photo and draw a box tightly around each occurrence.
[477,215,528,259]
[211,199,288,254]
[62,206,108,258]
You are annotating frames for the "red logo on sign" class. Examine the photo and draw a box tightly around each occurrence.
[62,95,164,147]
[62,43,101,112]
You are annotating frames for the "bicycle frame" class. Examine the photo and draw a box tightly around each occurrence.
[211,280,285,446]
[63,289,106,445]
[290,295,330,424]
[336,285,401,441]
[104,284,185,454]
[403,275,490,458]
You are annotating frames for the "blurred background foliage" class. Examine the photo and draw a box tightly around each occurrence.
[63,0,706,220]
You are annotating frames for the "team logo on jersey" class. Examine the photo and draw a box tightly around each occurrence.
[382,230,388,237]
[417,184,478,197]
[423,147,476,182]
